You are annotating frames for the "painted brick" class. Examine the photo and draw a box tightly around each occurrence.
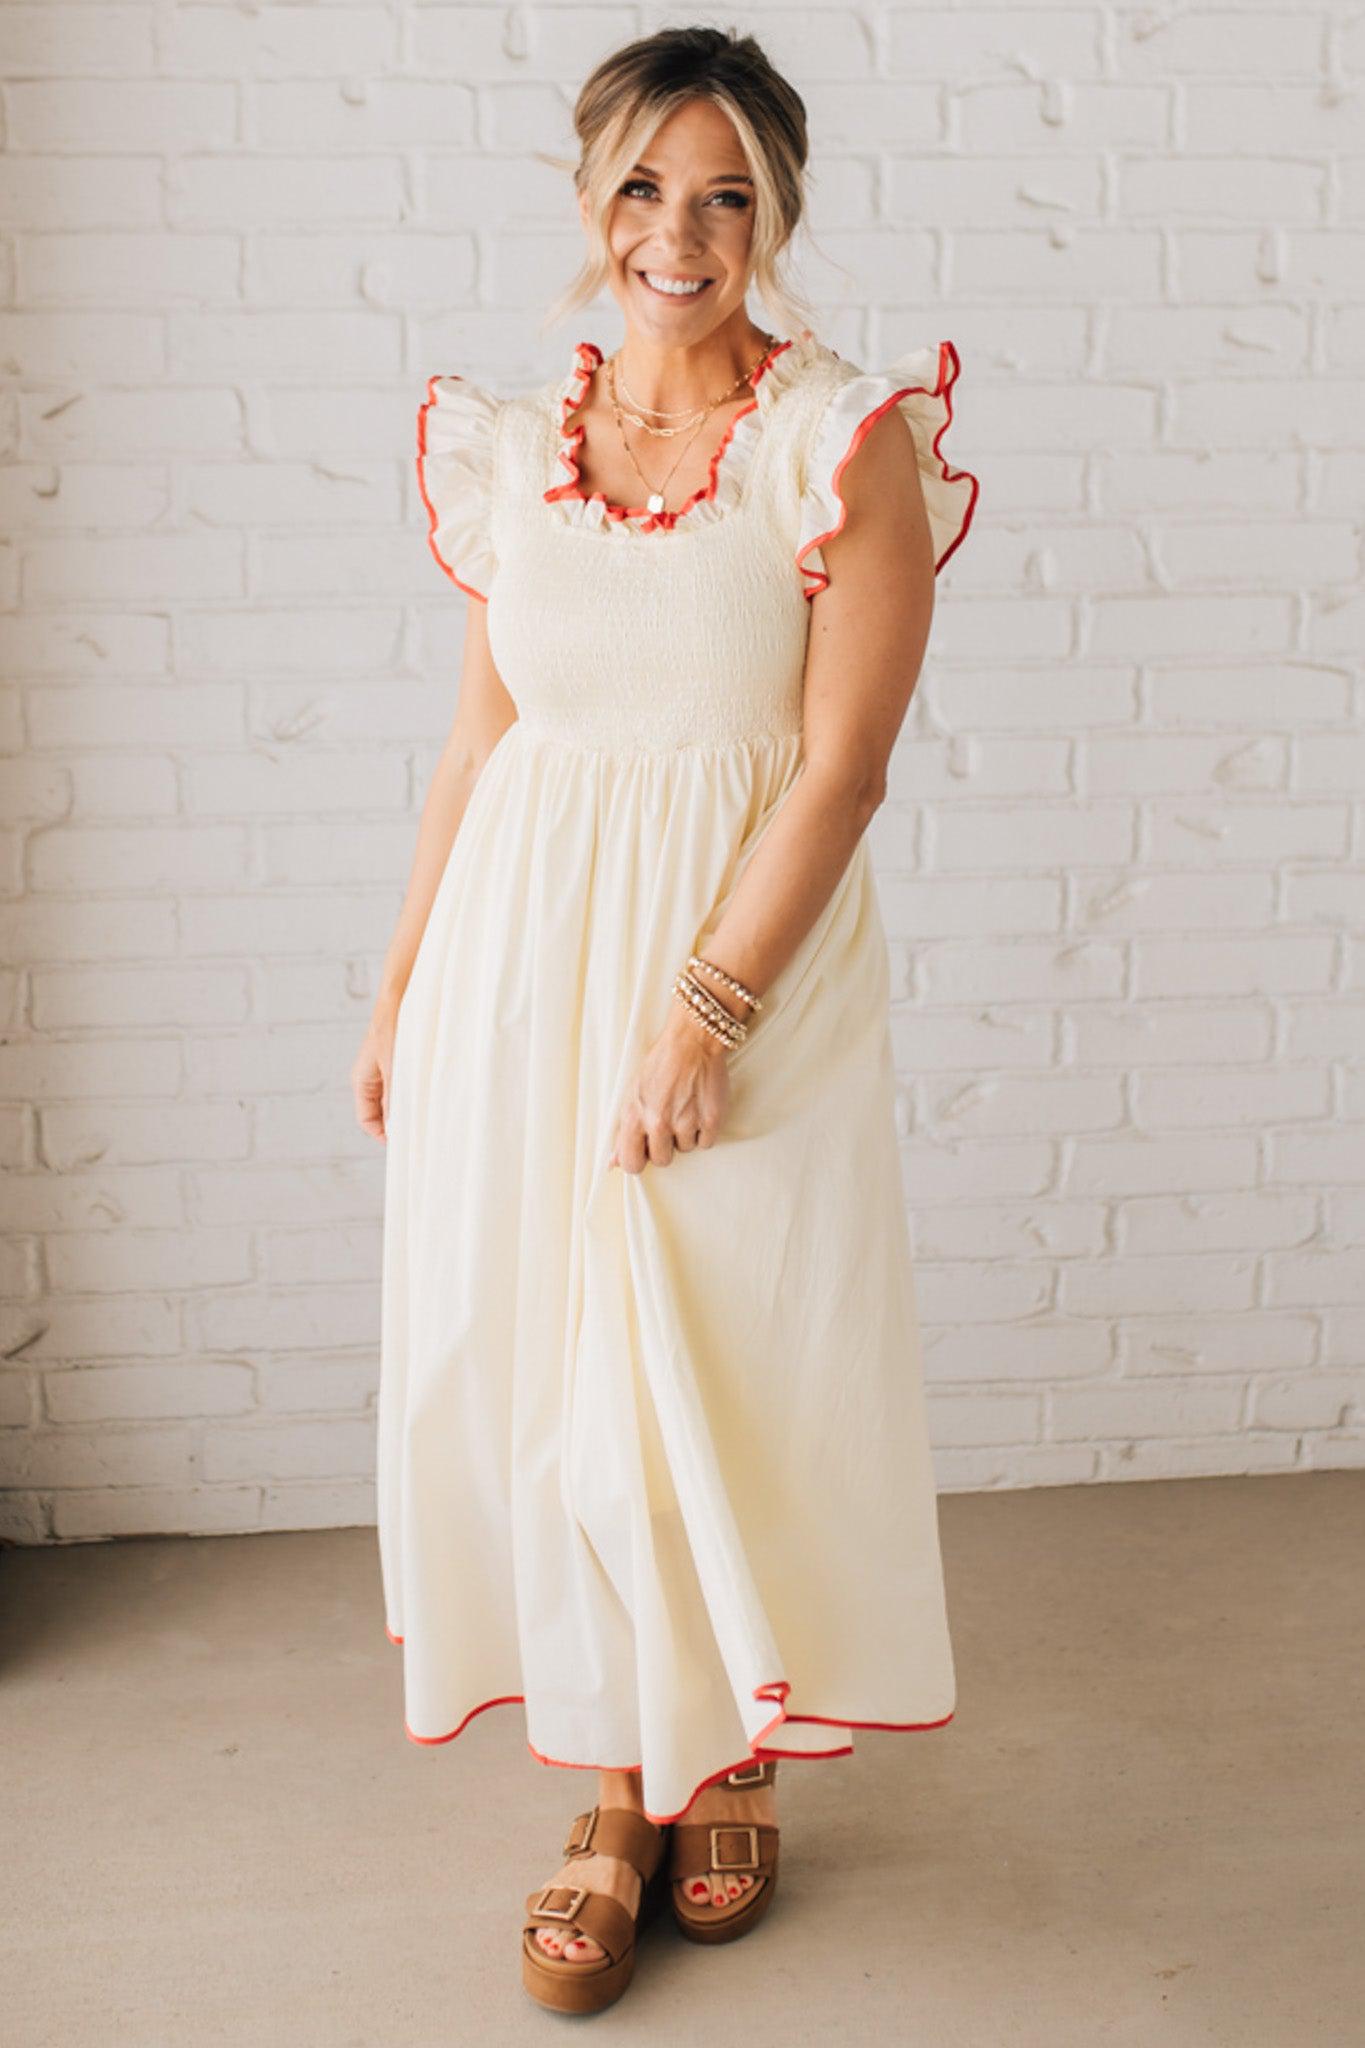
[1,4,1359,1544]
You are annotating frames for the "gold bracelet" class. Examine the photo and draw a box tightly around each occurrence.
[679,968,747,1038]
[678,968,750,1042]
[688,953,762,1014]
[672,972,746,1047]
[673,972,745,1045]
[672,984,741,1050]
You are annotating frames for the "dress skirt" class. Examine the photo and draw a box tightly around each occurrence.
[378,718,957,1824]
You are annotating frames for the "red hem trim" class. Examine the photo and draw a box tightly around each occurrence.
[384,1629,953,1825]
[544,335,795,533]
[796,338,980,600]
[415,371,490,603]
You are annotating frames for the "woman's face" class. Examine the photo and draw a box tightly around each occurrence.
[581,99,758,346]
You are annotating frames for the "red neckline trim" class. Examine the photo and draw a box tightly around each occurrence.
[544,334,796,533]
[382,1628,953,1826]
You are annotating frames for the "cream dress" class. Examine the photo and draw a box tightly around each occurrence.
[378,328,980,1824]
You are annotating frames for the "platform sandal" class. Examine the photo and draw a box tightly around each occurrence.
[669,1758,780,1945]
[521,1802,671,2015]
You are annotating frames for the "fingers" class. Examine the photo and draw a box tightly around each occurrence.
[608,1052,729,1173]
[353,1067,386,1142]
[611,1115,715,1172]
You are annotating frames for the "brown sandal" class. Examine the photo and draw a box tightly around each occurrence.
[522,1802,671,2015]
[669,1758,780,1944]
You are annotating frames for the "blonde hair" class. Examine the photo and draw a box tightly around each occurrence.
[538,26,822,340]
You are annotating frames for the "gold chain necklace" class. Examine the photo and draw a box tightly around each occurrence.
[612,332,776,433]
[606,334,777,515]
[615,357,749,427]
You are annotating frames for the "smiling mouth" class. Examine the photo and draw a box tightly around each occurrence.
[636,270,715,299]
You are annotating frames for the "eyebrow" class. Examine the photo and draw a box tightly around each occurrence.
[629,163,754,185]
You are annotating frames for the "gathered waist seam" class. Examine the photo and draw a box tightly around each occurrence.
[511,721,804,759]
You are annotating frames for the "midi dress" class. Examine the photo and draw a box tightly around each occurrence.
[377,327,981,1825]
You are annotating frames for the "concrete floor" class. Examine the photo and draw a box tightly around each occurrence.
[2,1471,1361,2048]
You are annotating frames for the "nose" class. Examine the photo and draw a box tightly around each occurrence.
[648,199,707,259]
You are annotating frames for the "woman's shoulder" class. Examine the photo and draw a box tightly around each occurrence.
[789,334,981,588]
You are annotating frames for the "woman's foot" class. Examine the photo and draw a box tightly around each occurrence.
[531,1769,656,1966]
[671,1763,778,1911]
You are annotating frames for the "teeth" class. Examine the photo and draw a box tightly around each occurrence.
[642,273,708,296]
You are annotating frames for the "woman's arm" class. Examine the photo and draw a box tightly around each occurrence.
[684,403,936,1019]
[352,599,517,1139]
[373,599,517,1016]
[609,405,937,1172]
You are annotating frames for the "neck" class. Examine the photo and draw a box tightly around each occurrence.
[613,322,778,412]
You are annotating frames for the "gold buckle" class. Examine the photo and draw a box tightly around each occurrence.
[533,1884,587,1921]
[726,1761,767,1787]
[562,1807,598,1857]
[709,1824,759,1872]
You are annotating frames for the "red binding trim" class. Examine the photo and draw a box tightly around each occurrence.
[415,371,490,604]
[545,335,796,533]
[795,338,980,600]
[383,1629,953,1825]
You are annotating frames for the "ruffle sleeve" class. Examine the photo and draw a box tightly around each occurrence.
[415,373,501,601]
[795,340,979,599]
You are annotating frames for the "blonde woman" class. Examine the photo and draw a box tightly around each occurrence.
[351,24,979,2018]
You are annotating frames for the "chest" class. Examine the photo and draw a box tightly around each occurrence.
[481,392,821,749]
[555,387,766,521]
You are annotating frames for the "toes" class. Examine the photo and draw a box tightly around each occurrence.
[534,1925,603,1963]
[681,1869,756,1907]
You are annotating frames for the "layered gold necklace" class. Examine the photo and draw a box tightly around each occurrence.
[605,333,778,515]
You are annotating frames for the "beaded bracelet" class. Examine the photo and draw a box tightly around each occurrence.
[681,971,747,1041]
[687,953,763,1014]
[672,970,747,1048]
[670,951,763,1053]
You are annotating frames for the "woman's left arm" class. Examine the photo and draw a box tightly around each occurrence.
[609,405,936,1174]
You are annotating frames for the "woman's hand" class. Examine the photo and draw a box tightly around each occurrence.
[352,1000,399,1144]
[608,1002,738,1173]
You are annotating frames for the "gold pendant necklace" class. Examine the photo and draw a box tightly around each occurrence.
[606,334,778,515]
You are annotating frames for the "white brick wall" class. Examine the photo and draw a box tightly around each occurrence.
[2,2,1362,1542]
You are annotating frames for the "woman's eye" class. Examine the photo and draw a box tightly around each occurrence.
[618,180,748,209]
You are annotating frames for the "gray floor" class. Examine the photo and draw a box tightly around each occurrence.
[3,1471,1361,2047]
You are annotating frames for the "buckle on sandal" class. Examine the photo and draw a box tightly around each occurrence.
[562,1807,598,1857]
[726,1761,767,1787]
[709,1824,759,1872]
[534,1884,587,1921]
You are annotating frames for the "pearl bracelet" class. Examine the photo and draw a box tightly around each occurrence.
[687,953,763,1014]
[672,970,747,1048]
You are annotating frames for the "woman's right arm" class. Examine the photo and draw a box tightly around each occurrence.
[351,598,517,1142]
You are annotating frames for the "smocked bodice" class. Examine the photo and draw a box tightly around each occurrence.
[415,331,979,756]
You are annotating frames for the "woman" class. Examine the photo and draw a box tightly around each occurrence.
[351,25,979,2018]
